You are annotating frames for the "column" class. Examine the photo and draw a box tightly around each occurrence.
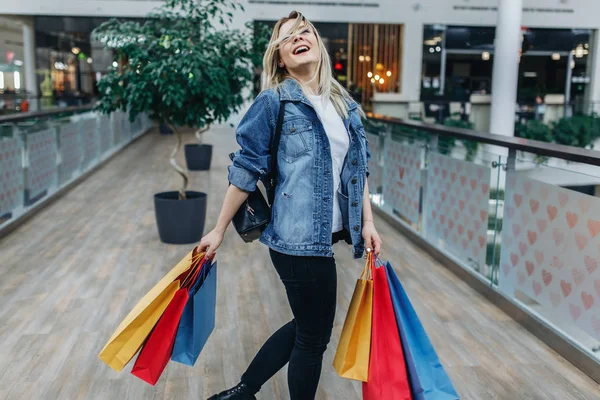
[489,0,523,137]
[400,21,424,102]
[22,19,39,98]
[584,30,600,115]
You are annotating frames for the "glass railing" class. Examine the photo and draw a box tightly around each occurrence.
[0,107,152,230]
[366,115,600,369]
[0,93,97,116]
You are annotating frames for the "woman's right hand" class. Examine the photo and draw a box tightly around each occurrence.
[197,228,224,259]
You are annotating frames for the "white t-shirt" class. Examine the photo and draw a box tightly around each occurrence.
[307,94,350,233]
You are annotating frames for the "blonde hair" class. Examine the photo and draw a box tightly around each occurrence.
[261,11,362,119]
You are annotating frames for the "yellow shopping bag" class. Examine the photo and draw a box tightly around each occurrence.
[333,252,374,382]
[98,249,203,372]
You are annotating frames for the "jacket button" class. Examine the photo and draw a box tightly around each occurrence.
[352,159,357,165]
[352,201,358,207]
[352,178,357,184]
[353,225,360,232]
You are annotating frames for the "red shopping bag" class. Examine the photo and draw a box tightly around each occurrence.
[131,258,204,385]
[362,260,412,400]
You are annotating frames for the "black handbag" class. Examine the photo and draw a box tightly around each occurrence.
[230,100,285,242]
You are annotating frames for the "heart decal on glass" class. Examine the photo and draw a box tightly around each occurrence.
[569,303,582,321]
[566,212,579,229]
[572,268,585,287]
[581,291,594,310]
[529,199,540,214]
[558,192,569,207]
[575,233,588,251]
[587,219,600,238]
[585,256,598,275]
[546,205,558,221]
[536,219,548,233]
[511,253,519,267]
[542,269,553,286]
[526,261,535,276]
[550,292,561,307]
[561,280,572,297]
[527,230,537,245]
[519,242,528,256]
[514,194,523,208]
[534,250,544,264]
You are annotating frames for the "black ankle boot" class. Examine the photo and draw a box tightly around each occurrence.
[207,383,256,400]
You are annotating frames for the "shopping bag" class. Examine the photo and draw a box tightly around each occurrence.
[362,258,412,400]
[98,249,203,372]
[333,252,373,381]
[130,259,204,385]
[385,262,459,400]
[171,259,218,366]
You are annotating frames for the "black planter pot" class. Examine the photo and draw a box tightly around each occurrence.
[159,122,173,135]
[154,191,207,244]
[184,144,213,171]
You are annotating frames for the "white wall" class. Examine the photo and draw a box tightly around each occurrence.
[2,0,599,28]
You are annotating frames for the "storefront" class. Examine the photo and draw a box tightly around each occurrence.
[421,25,592,121]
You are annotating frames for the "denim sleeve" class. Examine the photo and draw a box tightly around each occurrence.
[227,93,275,192]
[365,133,372,178]
[357,118,371,178]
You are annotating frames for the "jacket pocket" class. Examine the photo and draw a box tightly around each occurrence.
[280,118,314,163]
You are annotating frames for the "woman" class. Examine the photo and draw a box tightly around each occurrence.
[199,11,382,400]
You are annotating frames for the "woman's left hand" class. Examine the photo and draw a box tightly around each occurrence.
[362,221,382,256]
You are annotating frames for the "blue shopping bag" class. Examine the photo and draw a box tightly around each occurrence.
[171,259,217,366]
[385,261,459,400]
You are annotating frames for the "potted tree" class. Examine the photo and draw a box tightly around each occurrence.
[93,0,262,244]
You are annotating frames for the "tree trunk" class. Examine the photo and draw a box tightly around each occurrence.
[168,123,188,200]
[195,124,210,145]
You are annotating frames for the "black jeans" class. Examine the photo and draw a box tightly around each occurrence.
[240,249,337,400]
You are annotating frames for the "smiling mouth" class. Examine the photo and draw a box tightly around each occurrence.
[293,46,310,55]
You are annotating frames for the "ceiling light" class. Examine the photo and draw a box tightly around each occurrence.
[112,61,118,68]
[482,52,490,61]
[374,75,380,81]
[379,78,385,84]
[72,47,81,55]
[87,57,93,64]
[370,78,375,83]
[359,55,365,62]
[386,71,392,77]
[551,53,561,61]
[367,71,373,78]
[365,56,371,61]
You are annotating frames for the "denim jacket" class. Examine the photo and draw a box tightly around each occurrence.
[228,79,371,259]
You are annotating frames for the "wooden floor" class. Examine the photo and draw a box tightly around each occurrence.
[1,126,599,400]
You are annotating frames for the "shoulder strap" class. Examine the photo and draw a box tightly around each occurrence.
[268,99,285,206]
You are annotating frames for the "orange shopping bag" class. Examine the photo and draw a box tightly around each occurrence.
[333,252,374,381]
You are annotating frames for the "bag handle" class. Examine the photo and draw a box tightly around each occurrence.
[360,251,374,281]
[181,252,206,289]
[267,98,286,207]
